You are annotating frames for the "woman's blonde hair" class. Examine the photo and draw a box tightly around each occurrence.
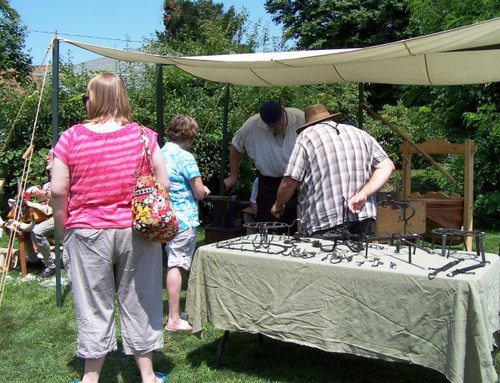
[166,115,198,143]
[84,73,131,124]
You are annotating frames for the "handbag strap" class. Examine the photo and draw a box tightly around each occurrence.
[136,126,154,177]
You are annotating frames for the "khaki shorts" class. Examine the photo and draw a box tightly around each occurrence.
[165,227,197,270]
[63,227,164,358]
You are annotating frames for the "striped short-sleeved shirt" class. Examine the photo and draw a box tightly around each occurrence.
[53,122,157,229]
[285,122,388,235]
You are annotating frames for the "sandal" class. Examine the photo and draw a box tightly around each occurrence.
[155,372,166,383]
[165,319,192,332]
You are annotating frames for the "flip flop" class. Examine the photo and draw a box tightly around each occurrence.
[165,319,192,332]
[155,372,167,383]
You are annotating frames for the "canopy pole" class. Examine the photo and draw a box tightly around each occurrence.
[219,84,230,194]
[357,83,364,129]
[51,36,62,307]
[156,65,164,146]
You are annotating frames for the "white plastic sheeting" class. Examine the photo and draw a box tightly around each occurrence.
[62,17,500,86]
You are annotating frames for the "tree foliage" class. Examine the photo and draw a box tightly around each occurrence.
[0,62,90,212]
[403,1,500,228]
[407,0,500,34]
[0,0,32,83]
[265,0,413,49]
[158,0,254,54]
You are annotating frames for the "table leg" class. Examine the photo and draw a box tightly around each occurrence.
[257,333,263,345]
[216,330,230,368]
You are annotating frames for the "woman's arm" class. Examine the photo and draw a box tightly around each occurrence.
[151,143,170,192]
[50,157,70,238]
[189,176,210,200]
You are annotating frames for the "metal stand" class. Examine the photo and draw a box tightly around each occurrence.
[431,228,490,276]
[216,330,230,368]
[215,331,265,368]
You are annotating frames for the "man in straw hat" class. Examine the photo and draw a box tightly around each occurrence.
[271,104,395,237]
[224,100,305,228]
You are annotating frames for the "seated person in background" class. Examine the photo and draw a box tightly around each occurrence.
[27,150,55,277]
[241,178,258,234]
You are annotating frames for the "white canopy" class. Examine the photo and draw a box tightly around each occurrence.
[62,17,500,86]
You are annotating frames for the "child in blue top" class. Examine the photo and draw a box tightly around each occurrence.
[160,115,210,331]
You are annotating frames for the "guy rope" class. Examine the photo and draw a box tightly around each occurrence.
[0,43,53,307]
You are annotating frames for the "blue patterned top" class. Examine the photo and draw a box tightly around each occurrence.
[161,142,201,230]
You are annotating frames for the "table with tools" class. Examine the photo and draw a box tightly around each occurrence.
[186,231,499,383]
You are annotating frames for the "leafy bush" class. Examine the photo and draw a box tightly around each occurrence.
[474,191,500,230]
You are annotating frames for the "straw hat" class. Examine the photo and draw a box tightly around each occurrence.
[297,104,341,133]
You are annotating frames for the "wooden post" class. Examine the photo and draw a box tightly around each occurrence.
[401,151,412,200]
[463,139,476,250]
[399,139,476,250]
[17,233,28,278]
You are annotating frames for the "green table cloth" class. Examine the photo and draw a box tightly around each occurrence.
[186,235,500,383]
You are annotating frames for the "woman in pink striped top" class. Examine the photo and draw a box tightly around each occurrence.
[51,73,168,383]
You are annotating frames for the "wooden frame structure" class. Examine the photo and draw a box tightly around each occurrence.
[400,139,476,249]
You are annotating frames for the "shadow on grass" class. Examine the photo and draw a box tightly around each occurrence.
[185,332,448,383]
[68,345,172,383]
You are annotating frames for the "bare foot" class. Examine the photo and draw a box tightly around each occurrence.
[165,318,192,331]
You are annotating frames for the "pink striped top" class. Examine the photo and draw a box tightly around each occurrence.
[53,122,157,229]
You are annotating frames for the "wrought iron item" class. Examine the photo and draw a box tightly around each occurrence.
[428,258,463,280]
[446,261,490,277]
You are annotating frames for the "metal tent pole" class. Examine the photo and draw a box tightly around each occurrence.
[51,36,62,307]
[357,82,364,129]
[156,65,164,146]
[219,84,230,194]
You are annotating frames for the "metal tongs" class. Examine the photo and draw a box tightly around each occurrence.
[446,261,490,277]
[428,258,464,280]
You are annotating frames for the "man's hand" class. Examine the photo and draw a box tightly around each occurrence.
[250,203,258,216]
[27,186,49,203]
[223,174,237,192]
[271,202,285,218]
[272,176,299,219]
[346,157,394,215]
[32,189,47,201]
[347,192,367,214]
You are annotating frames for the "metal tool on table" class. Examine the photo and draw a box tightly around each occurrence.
[431,228,490,277]
[428,258,464,280]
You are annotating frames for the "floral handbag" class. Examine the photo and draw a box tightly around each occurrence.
[131,127,178,242]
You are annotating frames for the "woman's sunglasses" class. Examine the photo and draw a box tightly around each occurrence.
[82,94,89,107]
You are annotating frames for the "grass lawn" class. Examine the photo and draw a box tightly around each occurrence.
[0,229,498,382]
